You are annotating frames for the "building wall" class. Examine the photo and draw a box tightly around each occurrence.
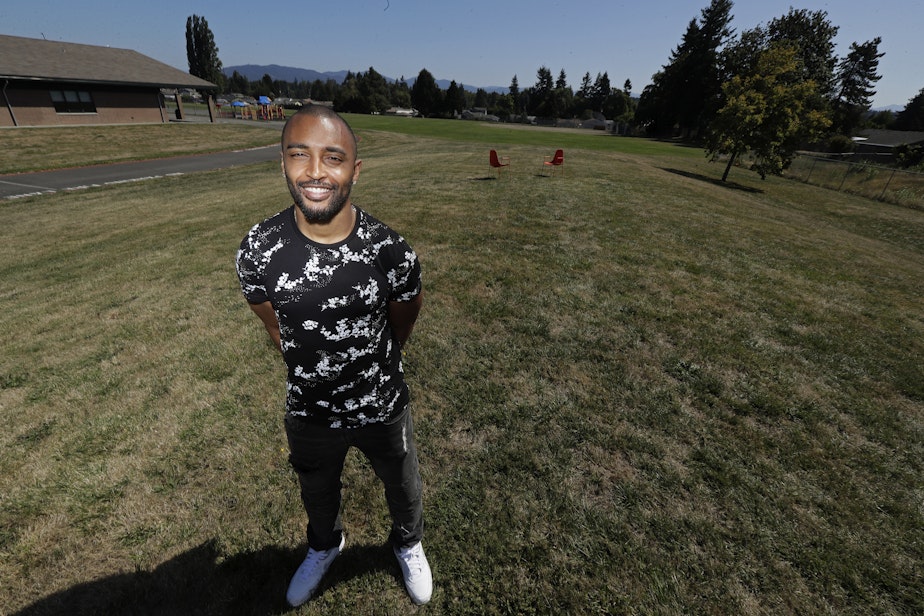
[1,83,169,127]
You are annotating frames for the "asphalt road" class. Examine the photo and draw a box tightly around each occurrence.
[0,144,280,200]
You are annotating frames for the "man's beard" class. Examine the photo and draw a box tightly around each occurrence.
[287,177,352,224]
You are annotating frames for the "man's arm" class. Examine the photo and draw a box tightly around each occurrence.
[388,293,423,349]
[248,301,282,353]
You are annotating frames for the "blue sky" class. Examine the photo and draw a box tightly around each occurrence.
[2,0,920,108]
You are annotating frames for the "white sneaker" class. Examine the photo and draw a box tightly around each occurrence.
[286,535,345,607]
[394,541,433,605]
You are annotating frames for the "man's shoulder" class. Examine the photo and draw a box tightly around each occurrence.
[250,206,292,232]
[241,207,293,244]
[355,206,406,243]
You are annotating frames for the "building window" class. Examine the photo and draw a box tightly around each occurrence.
[50,90,96,113]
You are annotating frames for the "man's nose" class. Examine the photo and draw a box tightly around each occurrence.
[305,157,324,179]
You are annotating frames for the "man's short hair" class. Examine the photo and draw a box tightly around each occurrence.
[282,105,358,155]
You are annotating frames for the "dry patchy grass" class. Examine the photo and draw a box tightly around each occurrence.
[1,127,922,615]
[0,122,281,174]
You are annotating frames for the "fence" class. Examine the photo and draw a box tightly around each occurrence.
[785,154,924,210]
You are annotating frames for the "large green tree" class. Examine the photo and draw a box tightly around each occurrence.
[185,15,223,89]
[766,8,839,99]
[706,43,830,181]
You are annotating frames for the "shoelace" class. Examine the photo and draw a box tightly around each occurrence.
[296,549,333,577]
[399,545,425,573]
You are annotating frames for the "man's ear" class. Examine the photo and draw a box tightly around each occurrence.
[353,159,363,182]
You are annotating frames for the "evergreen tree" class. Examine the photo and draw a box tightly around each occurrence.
[185,15,224,90]
[556,69,568,90]
[227,71,249,96]
[411,69,441,117]
[531,66,555,117]
[534,66,554,93]
[589,72,611,112]
[474,88,489,109]
[635,0,733,136]
[358,67,391,113]
[390,77,412,109]
[832,38,883,134]
[443,81,466,116]
[577,72,593,98]
[508,75,520,115]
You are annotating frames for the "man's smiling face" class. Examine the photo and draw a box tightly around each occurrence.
[281,112,362,224]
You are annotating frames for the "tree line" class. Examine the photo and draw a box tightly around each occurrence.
[222,65,633,125]
[184,15,632,124]
[187,6,923,179]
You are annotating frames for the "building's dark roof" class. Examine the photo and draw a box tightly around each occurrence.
[856,129,924,148]
[0,34,216,89]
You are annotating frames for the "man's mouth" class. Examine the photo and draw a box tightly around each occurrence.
[299,183,335,200]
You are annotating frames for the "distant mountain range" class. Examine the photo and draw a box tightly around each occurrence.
[223,64,507,94]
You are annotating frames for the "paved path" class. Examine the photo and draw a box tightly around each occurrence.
[0,144,280,200]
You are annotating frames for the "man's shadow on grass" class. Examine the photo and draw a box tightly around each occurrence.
[12,540,399,616]
[660,167,764,193]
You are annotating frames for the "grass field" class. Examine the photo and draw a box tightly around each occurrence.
[0,122,282,174]
[1,118,922,615]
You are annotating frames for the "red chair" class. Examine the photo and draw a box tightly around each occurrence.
[541,149,564,176]
[489,149,510,177]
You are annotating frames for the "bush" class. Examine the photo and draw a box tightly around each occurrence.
[896,143,924,169]
[827,134,855,153]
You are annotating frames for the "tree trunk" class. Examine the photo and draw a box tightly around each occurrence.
[722,151,738,182]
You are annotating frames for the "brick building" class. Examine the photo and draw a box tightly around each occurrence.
[0,34,216,127]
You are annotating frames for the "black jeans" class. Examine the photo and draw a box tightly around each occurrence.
[284,408,424,551]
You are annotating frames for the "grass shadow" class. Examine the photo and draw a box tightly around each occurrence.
[11,540,399,616]
[660,167,764,193]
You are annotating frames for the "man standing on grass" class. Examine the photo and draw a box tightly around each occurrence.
[235,105,431,607]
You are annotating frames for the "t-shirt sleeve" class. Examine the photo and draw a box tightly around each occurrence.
[236,230,270,305]
[387,240,422,303]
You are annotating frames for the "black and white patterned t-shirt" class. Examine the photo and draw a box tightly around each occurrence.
[236,205,421,428]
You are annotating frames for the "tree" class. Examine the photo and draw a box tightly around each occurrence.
[411,69,441,117]
[556,69,568,90]
[443,81,466,116]
[250,73,274,98]
[185,15,223,90]
[530,66,555,118]
[766,8,839,99]
[635,0,734,137]
[390,77,412,109]
[833,37,884,134]
[474,88,489,109]
[705,43,830,181]
[894,87,924,131]
[577,72,593,98]
[358,67,391,113]
[227,70,249,95]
